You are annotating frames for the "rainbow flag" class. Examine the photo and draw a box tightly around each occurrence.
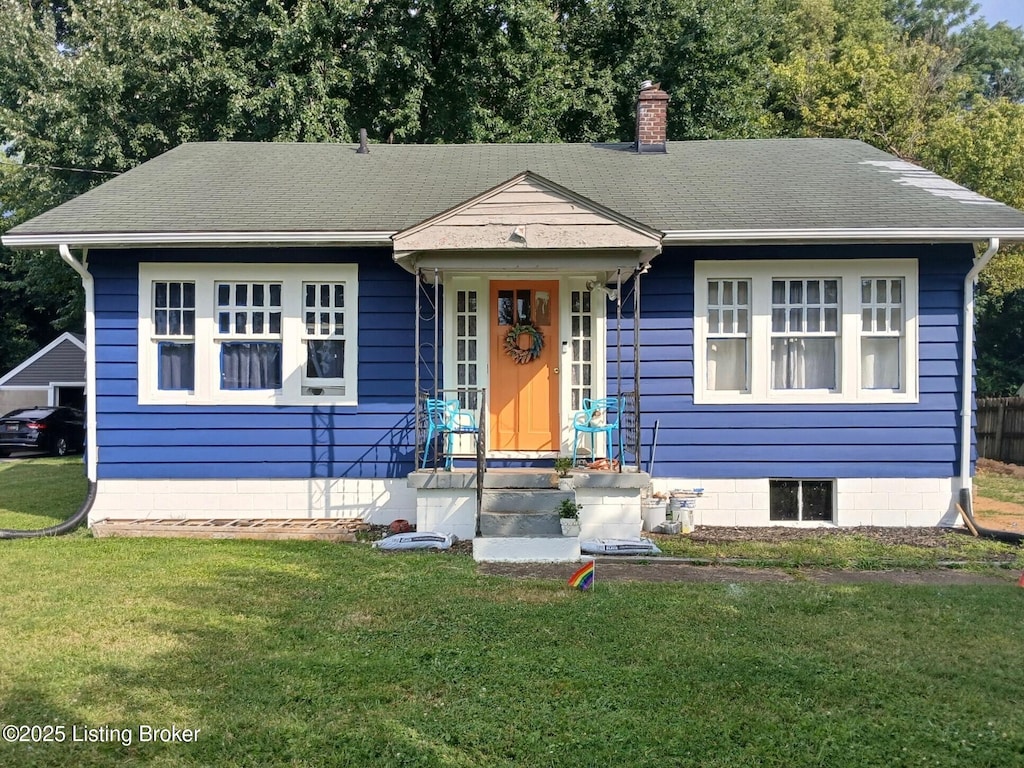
[568,560,595,591]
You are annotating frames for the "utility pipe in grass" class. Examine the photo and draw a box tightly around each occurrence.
[0,482,96,539]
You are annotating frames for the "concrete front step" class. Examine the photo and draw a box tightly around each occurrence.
[479,488,573,536]
[473,535,582,563]
[479,510,562,536]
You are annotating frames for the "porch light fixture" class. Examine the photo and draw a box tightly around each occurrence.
[586,280,619,301]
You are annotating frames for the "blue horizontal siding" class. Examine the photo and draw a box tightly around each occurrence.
[89,242,973,483]
[624,243,973,479]
[90,247,422,480]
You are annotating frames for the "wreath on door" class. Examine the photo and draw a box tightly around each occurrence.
[504,323,545,364]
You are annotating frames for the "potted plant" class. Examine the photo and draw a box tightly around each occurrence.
[553,456,575,490]
[553,456,574,478]
[557,498,582,537]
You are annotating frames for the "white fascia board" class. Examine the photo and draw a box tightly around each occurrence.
[1,231,397,249]
[661,228,1024,244]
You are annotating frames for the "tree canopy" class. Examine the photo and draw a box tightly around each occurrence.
[1,0,1023,392]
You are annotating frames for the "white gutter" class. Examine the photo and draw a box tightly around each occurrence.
[8,228,1024,250]
[58,244,97,482]
[960,238,1000,501]
[662,228,1024,244]
[3,231,396,249]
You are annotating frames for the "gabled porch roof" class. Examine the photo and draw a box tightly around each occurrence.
[392,171,662,271]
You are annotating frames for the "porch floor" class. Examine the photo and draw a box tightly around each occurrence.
[91,517,370,542]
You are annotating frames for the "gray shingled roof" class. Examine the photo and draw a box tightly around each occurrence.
[7,138,1024,245]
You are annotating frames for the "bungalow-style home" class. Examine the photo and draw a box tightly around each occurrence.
[0,332,86,414]
[6,85,1024,549]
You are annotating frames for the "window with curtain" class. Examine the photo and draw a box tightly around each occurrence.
[302,282,347,396]
[216,282,283,390]
[706,279,750,391]
[770,278,839,390]
[693,259,918,404]
[154,281,195,390]
[860,278,903,390]
[140,264,359,406]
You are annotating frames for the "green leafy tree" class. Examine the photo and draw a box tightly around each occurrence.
[769,0,967,156]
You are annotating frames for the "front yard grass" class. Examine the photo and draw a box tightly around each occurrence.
[0,457,89,530]
[1,538,1022,768]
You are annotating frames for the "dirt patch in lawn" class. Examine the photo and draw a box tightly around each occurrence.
[478,558,1015,586]
[478,524,1021,586]
[974,458,1024,533]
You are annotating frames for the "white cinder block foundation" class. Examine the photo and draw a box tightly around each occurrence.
[89,478,418,526]
[649,477,962,527]
[575,487,643,539]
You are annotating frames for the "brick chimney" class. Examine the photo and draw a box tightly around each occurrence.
[635,81,669,153]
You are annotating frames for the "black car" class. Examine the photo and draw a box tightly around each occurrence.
[0,407,86,457]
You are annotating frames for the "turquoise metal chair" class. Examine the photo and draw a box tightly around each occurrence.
[571,396,623,465]
[421,398,478,470]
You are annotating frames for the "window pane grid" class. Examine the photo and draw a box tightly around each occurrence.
[153,281,196,338]
[216,282,282,338]
[707,279,750,337]
[860,278,903,336]
[771,279,839,337]
[455,290,480,410]
[570,290,594,411]
[303,282,345,338]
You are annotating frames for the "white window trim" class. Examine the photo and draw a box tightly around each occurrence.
[693,259,918,405]
[139,263,358,406]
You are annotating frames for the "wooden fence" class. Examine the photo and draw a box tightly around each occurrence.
[976,397,1024,465]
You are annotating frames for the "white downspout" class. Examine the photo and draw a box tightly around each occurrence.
[959,238,999,502]
[58,244,97,483]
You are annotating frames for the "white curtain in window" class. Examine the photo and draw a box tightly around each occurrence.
[861,337,900,389]
[771,338,836,389]
[707,339,747,390]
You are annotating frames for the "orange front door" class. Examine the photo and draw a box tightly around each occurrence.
[490,281,559,451]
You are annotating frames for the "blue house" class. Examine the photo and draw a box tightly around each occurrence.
[6,85,1024,547]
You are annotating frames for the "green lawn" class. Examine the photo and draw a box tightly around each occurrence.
[1,538,1022,768]
[0,457,89,530]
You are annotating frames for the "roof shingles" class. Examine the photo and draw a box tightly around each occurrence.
[8,139,1024,241]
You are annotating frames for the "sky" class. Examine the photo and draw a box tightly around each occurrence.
[975,0,1024,28]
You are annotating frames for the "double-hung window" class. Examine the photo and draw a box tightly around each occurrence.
[706,279,750,392]
[770,278,839,391]
[140,264,358,405]
[153,281,196,391]
[216,282,283,390]
[694,259,917,404]
[302,283,347,397]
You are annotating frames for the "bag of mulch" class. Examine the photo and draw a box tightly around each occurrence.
[373,532,454,551]
[579,538,661,556]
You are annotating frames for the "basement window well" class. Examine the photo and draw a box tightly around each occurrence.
[769,479,834,522]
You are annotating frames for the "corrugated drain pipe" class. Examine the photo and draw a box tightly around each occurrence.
[0,481,96,539]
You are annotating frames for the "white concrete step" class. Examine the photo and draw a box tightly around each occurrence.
[472,535,582,563]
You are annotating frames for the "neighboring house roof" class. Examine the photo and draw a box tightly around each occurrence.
[0,332,86,387]
[6,138,1024,249]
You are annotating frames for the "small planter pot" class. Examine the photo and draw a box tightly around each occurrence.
[557,477,574,491]
[560,518,581,537]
